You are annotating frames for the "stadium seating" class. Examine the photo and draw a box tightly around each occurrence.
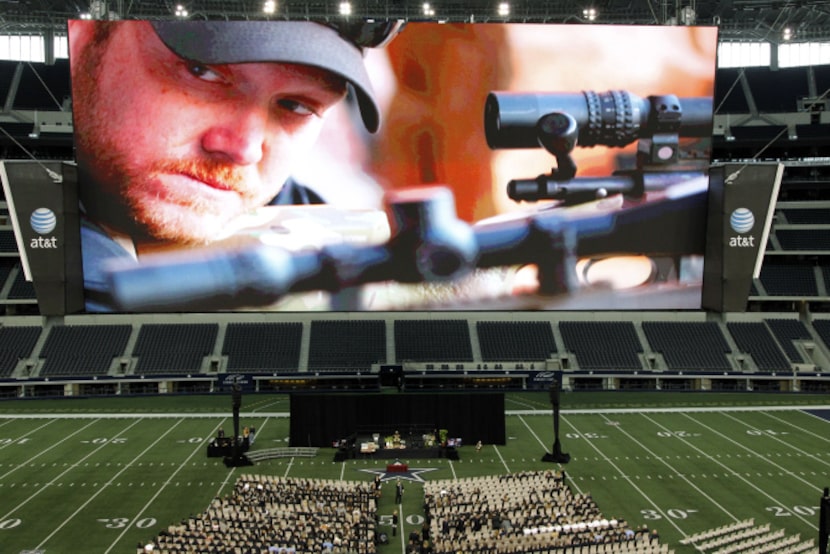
[560,321,643,370]
[726,322,792,371]
[39,324,131,377]
[6,266,37,300]
[808,319,830,364]
[764,319,811,363]
[0,258,16,297]
[778,207,830,224]
[308,320,386,371]
[477,321,556,362]
[394,320,473,362]
[133,323,218,375]
[0,325,41,377]
[775,229,830,251]
[642,322,731,370]
[758,264,818,297]
[0,229,18,253]
[222,322,303,372]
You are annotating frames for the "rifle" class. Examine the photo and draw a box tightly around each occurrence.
[102,91,712,311]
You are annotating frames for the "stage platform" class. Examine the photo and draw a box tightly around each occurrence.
[333,432,459,462]
[206,436,250,458]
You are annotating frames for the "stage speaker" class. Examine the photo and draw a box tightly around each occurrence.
[377,532,388,545]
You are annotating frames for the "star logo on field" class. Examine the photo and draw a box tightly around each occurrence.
[357,467,440,483]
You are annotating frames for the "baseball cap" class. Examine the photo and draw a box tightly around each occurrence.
[151,20,402,133]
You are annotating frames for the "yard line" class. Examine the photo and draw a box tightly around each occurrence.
[693,411,827,492]
[284,456,296,478]
[250,416,270,445]
[216,466,238,501]
[0,418,100,480]
[506,397,544,410]
[211,419,238,499]
[516,414,551,452]
[35,419,185,550]
[558,416,584,496]
[0,418,56,451]
[104,418,227,554]
[397,500,407,552]
[563,415,688,537]
[250,398,286,412]
[448,459,457,480]
[492,445,511,473]
[0,418,143,522]
[516,414,583,495]
[653,412,817,527]
[599,413,738,523]
[762,410,830,446]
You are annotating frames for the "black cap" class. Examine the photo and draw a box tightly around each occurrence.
[151,20,381,132]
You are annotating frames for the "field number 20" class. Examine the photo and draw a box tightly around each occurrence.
[766,505,820,517]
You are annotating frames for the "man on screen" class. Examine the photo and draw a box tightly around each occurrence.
[68,20,399,310]
[69,21,718,313]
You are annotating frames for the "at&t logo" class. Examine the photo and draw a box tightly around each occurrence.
[729,207,755,248]
[29,207,58,248]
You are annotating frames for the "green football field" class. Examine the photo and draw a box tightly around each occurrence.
[1,391,828,553]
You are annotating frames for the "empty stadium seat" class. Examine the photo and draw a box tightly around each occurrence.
[477,321,556,362]
[560,321,643,370]
[133,323,217,375]
[308,320,386,371]
[222,322,302,372]
[394,320,472,362]
[39,325,131,377]
[642,321,731,370]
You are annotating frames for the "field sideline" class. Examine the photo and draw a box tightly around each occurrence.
[1,392,829,553]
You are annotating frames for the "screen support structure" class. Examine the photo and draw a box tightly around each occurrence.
[542,378,570,464]
[224,382,253,468]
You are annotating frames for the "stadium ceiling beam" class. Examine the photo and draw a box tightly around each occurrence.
[0,0,828,42]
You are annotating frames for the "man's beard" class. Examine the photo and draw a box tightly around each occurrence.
[77,125,259,244]
[73,81,263,245]
[121,157,256,245]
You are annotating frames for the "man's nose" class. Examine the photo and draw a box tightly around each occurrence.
[201,108,268,165]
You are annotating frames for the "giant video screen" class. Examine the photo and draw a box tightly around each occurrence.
[68,20,718,312]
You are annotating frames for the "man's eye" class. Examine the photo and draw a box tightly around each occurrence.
[186,62,224,83]
[275,98,317,117]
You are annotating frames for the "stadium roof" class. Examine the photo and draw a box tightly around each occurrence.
[1,0,829,43]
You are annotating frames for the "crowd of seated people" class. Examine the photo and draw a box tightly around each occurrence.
[140,475,378,554]
[422,471,662,554]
